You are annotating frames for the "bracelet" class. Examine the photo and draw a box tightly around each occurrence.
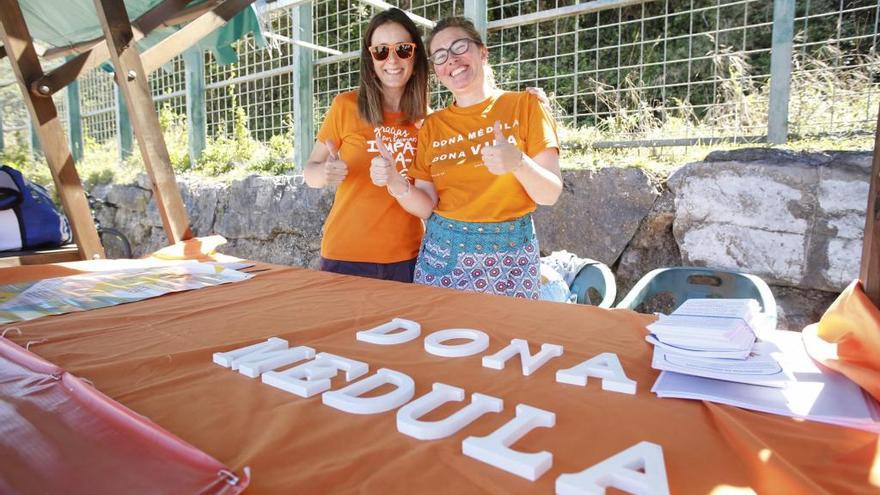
[388,180,411,199]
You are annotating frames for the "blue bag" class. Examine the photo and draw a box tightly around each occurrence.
[0,165,72,251]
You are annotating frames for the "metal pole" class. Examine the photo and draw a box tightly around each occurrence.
[116,83,133,160]
[184,47,206,166]
[292,1,313,170]
[465,0,487,41]
[0,104,5,152]
[66,57,84,162]
[768,0,795,144]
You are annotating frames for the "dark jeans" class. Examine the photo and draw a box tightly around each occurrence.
[320,256,417,283]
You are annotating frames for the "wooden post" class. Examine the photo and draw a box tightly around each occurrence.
[65,61,84,162]
[184,46,206,166]
[115,83,133,160]
[292,1,313,170]
[94,0,192,243]
[861,105,880,307]
[0,0,104,260]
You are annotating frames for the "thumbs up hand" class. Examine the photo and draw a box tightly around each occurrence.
[369,129,398,187]
[481,120,524,175]
[323,140,348,186]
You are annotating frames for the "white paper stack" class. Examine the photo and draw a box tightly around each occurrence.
[651,330,880,433]
[645,299,792,387]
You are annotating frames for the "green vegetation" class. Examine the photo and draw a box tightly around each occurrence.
[1,0,876,188]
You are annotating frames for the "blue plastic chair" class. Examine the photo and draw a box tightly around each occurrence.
[569,261,617,308]
[615,267,778,330]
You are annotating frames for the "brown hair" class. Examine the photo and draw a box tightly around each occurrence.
[425,16,484,53]
[357,9,429,126]
[426,16,495,89]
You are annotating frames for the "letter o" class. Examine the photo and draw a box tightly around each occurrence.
[424,329,489,358]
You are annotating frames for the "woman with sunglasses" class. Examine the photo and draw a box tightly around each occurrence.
[302,9,428,282]
[372,16,562,299]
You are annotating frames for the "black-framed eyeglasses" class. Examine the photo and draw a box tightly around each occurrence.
[368,42,417,61]
[429,38,479,65]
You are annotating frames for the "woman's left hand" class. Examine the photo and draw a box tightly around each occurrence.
[481,120,523,175]
[525,87,550,107]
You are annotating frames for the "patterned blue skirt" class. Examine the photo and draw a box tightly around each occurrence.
[414,213,540,299]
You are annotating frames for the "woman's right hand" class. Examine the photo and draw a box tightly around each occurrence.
[323,141,348,187]
[369,129,402,188]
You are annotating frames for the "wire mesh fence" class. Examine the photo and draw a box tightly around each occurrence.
[1,0,878,159]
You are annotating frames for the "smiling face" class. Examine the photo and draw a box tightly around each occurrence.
[429,27,487,96]
[370,22,416,92]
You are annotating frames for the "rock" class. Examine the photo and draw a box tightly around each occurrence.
[770,285,839,331]
[534,167,659,266]
[615,186,682,301]
[669,148,869,291]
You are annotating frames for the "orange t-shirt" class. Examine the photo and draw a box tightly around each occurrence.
[316,91,423,263]
[409,91,559,222]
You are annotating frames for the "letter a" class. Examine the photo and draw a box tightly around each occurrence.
[555,441,669,495]
[556,352,636,395]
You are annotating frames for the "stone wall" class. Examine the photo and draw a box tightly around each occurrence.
[92,148,871,330]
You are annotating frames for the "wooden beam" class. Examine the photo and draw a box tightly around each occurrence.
[141,0,256,75]
[94,0,192,244]
[861,104,880,307]
[33,0,192,97]
[0,245,82,267]
[0,0,104,261]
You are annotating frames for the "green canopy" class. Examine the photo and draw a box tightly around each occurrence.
[20,0,264,66]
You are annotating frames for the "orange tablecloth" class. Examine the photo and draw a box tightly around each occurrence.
[2,263,878,494]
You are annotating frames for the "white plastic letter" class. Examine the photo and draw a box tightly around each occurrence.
[357,318,421,345]
[482,339,564,376]
[322,368,415,414]
[213,337,287,368]
[213,337,315,378]
[555,441,669,495]
[396,383,503,440]
[424,329,489,357]
[262,352,368,397]
[462,404,556,481]
[556,352,636,395]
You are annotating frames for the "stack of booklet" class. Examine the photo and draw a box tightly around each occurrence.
[646,299,791,387]
[647,298,880,432]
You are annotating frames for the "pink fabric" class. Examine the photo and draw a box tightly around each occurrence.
[0,337,249,495]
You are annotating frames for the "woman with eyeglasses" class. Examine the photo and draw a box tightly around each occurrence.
[372,16,562,299]
[302,8,428,282]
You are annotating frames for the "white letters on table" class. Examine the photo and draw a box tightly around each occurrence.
[555,441,669,495]
[262,352,368,397]
[556,352,637,395]
[212,337,315,378]
[424,329,490,357]
[213,337,288,368]
[323,368,415,414]
[482,339,564,376]
[462,404,556,481]
[396,383,503,440]
[357,318,421,345]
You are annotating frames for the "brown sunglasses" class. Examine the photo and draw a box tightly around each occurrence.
[368,42,417,61]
